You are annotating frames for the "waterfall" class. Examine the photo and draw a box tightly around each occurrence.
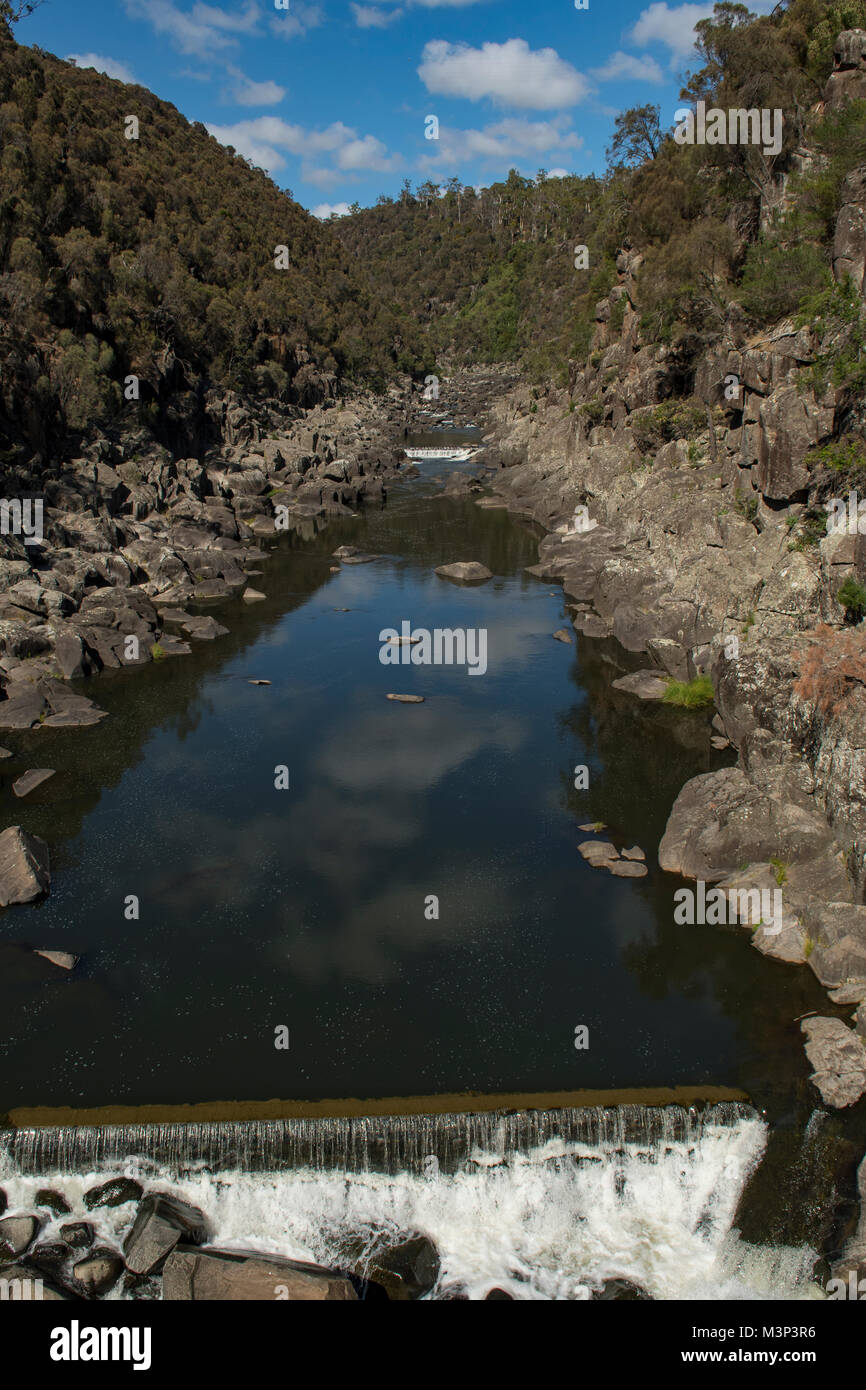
[0,1103,822,1299]
[1,1102,755,1177]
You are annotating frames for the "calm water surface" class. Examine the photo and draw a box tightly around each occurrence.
[0,457,832,1114]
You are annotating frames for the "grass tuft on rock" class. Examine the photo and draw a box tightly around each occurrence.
[662,675,715,709]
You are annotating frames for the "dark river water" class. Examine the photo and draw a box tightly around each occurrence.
[0,455,837,1117]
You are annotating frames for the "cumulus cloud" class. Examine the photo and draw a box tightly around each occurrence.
[351,3,403,26]
[270,2,324,39]
[227,66,286,105]
[629,3,715,62]
[126,0,260,57]
[418,38,590,110]
[591,50,665,84]
[208,116,399,180]
[67,52,136,82]
[419,115,582,171]
[313,202,353,218]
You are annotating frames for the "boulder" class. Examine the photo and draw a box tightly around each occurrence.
[123,1193,209,1275]
[34,1190,71,1217]
[801,1016,866,1108]
[552,629,572,644]
[365,1236,440,1300]
[60,1223,95,1250]
[0,826,50,906]
[611,670,668,701]
[162,1247,357,1301]
[0,1214,41,1261]
[435,561,492,584]
[53,632,90,680]
[84,1178,143,1211]
[578,840,619,865]
[72,1247,125,1297]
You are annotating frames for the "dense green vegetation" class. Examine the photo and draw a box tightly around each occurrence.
[0,21,429,457]
[336,0,866,384]
[3,0,866,459]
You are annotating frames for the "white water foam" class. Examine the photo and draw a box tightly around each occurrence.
[0,1113,823,1300]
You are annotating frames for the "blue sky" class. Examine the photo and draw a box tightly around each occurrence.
[15,0,774,216]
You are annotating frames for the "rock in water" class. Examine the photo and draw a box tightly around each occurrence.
[0,1214,42,1260]
[0,826,50,906]
[608,860,649,878]
[12,768,56,798]
[367,1236,441,1300]
[387,693,425,703]
[434,561,492,584]
[72,1248,125,1297]
[621,846,646,861]
[33,950,79,971]
[123,1193,209,1275]
[577,840,619,865]
[611,670,669,701]
[84,1178,143,1211]
[801,1017,866,1108]
[552,629,572,644]
[162,1247,358,1301]
[241,588,266,603]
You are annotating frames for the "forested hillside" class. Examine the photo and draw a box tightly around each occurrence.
[0,17,429,462]
[336,0,866,392]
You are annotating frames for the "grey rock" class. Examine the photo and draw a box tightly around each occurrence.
[84,1178,144,1211]
[552,628,572,644]
[162,1246,357,1301]
[578,840,619,865]
[72,1247,125,1297]
[60,1223,95,1250]
[123,1193,209,1275]
[621,846,646,861]
[0,1215,42,1260]
[608,859,649,877]
[387,693,425,703]
[611,670,669,701]
[12,768,56,798]
[801,1016,866,1108]
[0,826,50,906]
[435,561,492,584]
[33,950,79,971]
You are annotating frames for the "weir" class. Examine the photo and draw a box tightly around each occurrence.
[0,1102,758,1177]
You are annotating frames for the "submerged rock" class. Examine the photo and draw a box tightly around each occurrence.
[34,1190,71,1216]
[12,768,56,798]
[578,840,618,865]
[387,693,425,703]
[0,826,50,906]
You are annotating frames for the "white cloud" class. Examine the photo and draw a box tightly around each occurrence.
[418,38,589,110]
[227,66,286,105]
[351,4,403,26]
[270,2,324,39]
[419,115,582,170]
[546,167,569,178]
[313,202,352,218]
[207,116,399,180]
[126,0,260,57]
[591,50,665,84]
[66,52,136,83]
[630,3,714,62]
